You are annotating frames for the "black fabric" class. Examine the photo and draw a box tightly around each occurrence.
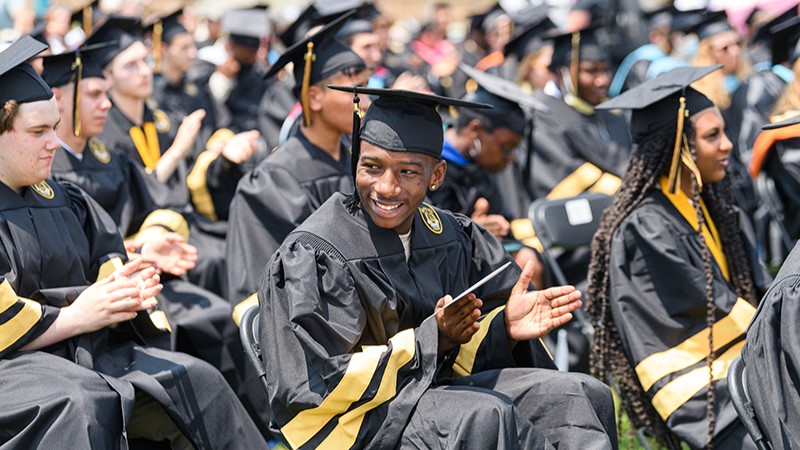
[41,43,110,88]
[226,129,352,304]
[0,36,51,107]
[503,14,556,61]
[259,192,617,448]
[84,15,143,69]
[0,178,266,449]
[688,10,733,41]
[224,63,269,134]
[548,25,608,70]
[609,190,770,448]
[726,70,787,161]
[429,158,512,219]
[525,91,631,200]
[743,242,800,448]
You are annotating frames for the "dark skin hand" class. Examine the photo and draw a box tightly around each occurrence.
[435,293,483,358]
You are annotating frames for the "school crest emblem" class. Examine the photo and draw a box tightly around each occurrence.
[32,180,54,199]
[184,82,199,97]
[153,109,171,133]
[88,139,111,164]
[418,203,443,234]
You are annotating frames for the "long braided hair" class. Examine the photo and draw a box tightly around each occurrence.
[586,118,757,447]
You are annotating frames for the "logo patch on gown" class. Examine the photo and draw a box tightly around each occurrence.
[32,180,54,199]
[88,139,111,164]
[184,82,199,97]
[153,109,171,133]
[418,203,443,234]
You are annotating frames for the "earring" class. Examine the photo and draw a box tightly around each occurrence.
[468,138,482,159]
[430,184,437,190]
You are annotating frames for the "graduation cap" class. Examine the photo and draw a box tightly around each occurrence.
[143,6,187,73]
[469,3,504,35]
[40,41,114,137]
[0,36,53,110]
[337,18,374,42]
[278,4,319,47]
[84,15,143,69]
[687,10,733,41]
[27,20,48,45]
[502,13,556,60]
[69,0,100,36]
[221,8,271,49]
[596,65,721,194]
[643,5,678,30]
[767,15,800,65]
[670,8,707,34]
[548,25,608,98]
[459,63,543,135]
[750,4,797,47]
[265,10,365,128]
[327,86,492,181]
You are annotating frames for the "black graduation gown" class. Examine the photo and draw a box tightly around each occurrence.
[526,92,632,201]
[0,178,265,449]
[430,159,512,219]
[742,242,800,448]
[226,130,353,306]
[152,73,219,161]
[100,103,227,295]
[727,70,787,162]
[759,136,800,244]
[608,187,770,448]
[48,141,271,433]
[224,63,269,133]
[259,193,618,449]
[257,75,297,152]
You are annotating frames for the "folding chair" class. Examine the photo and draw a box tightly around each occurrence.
[239,305,269,394]
[728,356,772,450]
[528,192,614,346]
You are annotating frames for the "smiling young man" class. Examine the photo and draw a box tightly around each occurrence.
[257,86,617,449]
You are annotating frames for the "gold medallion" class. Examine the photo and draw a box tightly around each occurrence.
[88,139,111,164]
[31,180,55,199]
[184,82,199,97]
[418,203,443,234]
[153,109,171,133]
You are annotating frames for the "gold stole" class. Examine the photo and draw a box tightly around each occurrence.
[129,122,161,170]
[659,177,729,281]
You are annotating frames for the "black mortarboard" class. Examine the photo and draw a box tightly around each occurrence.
[549,25,608,70]
[643,5,678,30]
[314,0,364,17]
[0,36,53,108]
[278,4,318,47]
[502,13,556,60]
[84,15,143,68]
[687,10,733,41]
[469,3,504,34]
[221,8,270,49]
[750,4,797,47]
[670,8,706,34]
[768,15,800,65]
[40,41,114,137]
[459,63,543,135]
[28,20,48,45]
[337,18,374,41]
[327,86,492,181]
[144,6,187,72]
[596,65,721,194]
[265,10,365,127]
[763,113,800,130]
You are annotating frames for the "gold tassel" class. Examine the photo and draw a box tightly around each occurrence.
[667,96,687,194]
[680,134,704,192]
[153,20,163,73]
[569,31,580,97]
[72,55,83,137]
[82,6,92,35]
[301,41,315,127]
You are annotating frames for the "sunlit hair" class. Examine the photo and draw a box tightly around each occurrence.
[691,38,751,110]
[770,58,800,119]
[0,100,20,134]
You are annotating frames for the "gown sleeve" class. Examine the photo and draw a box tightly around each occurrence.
[259,240,439,450]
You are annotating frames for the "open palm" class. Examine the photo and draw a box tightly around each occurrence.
[505,261,582,342]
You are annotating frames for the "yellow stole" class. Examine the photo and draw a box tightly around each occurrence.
[659,177,729,281]
[129,122,161,170]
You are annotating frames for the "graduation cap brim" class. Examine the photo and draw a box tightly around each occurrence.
[763,113,800,130]
[502,12,555,58]
[596,65,722,111]
[750,4,798,45]
[688,10,733,40]
[459,63,545,111]
[327,85,493,109]
[264,9,357,80]
[0,35,48,77]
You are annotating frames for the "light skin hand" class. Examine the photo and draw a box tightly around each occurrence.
[435,293,482,358]
[155,109,206,182]
[139,233,198,276]
[471,197,510,238]
[221,130,260,164]
[504,261,582,347]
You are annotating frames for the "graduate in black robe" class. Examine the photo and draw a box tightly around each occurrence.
[743,240,800,448]
[41,43,272,433]
[258,86,617,449]
[227,13,370,312]
[525,26,632,202]
[92,16,242,295]
[589,66,771,448]
[0,37,266,449]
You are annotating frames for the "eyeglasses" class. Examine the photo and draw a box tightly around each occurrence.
[712,40,741,54]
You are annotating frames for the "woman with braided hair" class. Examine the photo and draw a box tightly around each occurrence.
[589,65,771,448]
